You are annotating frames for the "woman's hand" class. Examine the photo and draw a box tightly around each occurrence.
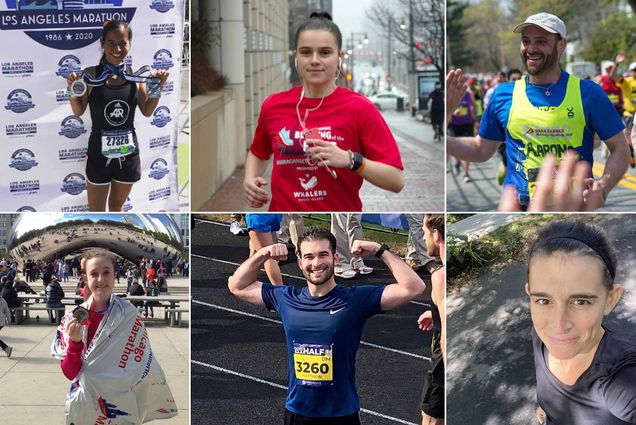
[243,177,270,208]
[305,139,350,169]
[66,72,82,89]
[152,69,169,88]
[66,317,82,343]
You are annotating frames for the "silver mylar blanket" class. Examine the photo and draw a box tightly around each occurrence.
[52,294,178,424]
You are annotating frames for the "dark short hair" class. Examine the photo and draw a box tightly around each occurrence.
[528,221,616,289]
[424,214,445,240]
[507,68,522,80]
[294,12,342,51]
[296,227,337,257]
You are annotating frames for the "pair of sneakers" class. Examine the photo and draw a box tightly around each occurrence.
[335,258,373,279]
[3,346,12,358]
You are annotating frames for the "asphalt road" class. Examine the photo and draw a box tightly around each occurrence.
[446,148,636,212]
[191,218,435,425]
[446,214,636,424]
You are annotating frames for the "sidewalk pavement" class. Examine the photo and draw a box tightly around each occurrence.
[0,277,190,425]
[448,214,522,241]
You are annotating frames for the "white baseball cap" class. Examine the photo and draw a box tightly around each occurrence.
[629,62,636,72]
[513,12,567,39]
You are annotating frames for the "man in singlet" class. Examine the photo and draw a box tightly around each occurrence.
[418,215,445,425]
[447,12,629,209]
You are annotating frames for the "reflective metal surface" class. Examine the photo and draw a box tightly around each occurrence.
[8,214,183,267]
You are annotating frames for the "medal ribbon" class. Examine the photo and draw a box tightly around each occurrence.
[82,63,154,86]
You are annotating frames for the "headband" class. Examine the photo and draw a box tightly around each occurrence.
[542,234,615,280]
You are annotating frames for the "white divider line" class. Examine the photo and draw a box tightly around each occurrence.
[192,299,430,361]
[191,359,418,425]
[192,253,431,308]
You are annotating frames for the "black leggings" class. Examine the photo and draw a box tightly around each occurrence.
[284,409,361,425]
[0,326,7,350]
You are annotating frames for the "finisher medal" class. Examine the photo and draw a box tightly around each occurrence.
[72,306,89,324]
[69,79,87,97]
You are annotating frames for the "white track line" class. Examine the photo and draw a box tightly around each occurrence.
[191,253,431,308]
[191,359,418,425]
[193,299,430,361]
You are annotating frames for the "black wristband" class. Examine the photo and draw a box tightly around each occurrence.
[375,243,390,259]
[351,152,364,171]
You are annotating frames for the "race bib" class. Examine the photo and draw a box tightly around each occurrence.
[101,129,136,158]
[293,342,333,387]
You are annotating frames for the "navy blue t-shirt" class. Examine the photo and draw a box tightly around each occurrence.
[262,283,385,418]
[532,327,636,424]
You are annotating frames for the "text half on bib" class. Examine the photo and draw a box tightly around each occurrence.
[506,75,586,202]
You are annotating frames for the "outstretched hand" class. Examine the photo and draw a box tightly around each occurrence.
[498,151,598,212]
[446,68,468,124]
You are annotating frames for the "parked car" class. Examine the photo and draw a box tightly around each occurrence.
[367,92,407,111]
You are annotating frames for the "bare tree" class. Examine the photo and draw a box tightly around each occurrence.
[366,0,445,83]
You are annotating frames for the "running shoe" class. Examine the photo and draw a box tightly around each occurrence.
[351,258,373,275]
[463,174,472,183]
[335,267,356,279]
[229,221,246,235]
[4,346,12,358]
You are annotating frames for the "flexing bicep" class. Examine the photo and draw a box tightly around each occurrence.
[227,278,265,307]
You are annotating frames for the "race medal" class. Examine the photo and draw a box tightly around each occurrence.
[101,129,136,158]
[69,79,87,97]
[146,77,161,99]
[72,306,89,324]
[293,342,333,387]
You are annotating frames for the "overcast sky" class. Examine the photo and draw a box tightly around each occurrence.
[333,0,376,39]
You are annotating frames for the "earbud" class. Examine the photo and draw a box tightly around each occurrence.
[338,58,342,68]
[294,58,298,69]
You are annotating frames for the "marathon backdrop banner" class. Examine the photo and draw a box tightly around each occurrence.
[0,0,184,212]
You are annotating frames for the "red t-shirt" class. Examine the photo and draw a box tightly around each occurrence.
[600,75,623,113]
[250,86,403,211]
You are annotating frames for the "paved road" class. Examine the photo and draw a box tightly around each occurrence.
[446,214,636,425]
[446,148,636,212]
[361,110,444,211]
[191,218,435,425]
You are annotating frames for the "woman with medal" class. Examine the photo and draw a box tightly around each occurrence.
[66,20,169,212]
[244,12,404,211]
[52,250,177,424]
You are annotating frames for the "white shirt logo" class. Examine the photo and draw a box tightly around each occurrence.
[329,307,346,315]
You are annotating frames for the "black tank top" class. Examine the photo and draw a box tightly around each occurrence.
[87,64,138,155]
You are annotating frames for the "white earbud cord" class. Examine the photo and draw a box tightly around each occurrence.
[295,88,337,179]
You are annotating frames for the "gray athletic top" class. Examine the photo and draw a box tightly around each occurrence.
[532,327,636,424]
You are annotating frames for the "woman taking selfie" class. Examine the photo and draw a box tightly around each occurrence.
[244,12,404,211]
[526,221,636,424]
[52,251,177,424]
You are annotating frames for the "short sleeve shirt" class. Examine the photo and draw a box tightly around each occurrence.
[261,283,385,418]
[532,327,636,424]
[250,86,403,212]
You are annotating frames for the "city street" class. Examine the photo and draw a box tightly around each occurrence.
[361,110,444,211]
[203,109,444,212]
[446,148,636,212]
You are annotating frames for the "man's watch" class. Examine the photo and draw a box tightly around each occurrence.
[375,243,390,259]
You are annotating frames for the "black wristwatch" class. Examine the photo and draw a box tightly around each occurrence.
[351,152,364,171]
[375,243,390,259]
